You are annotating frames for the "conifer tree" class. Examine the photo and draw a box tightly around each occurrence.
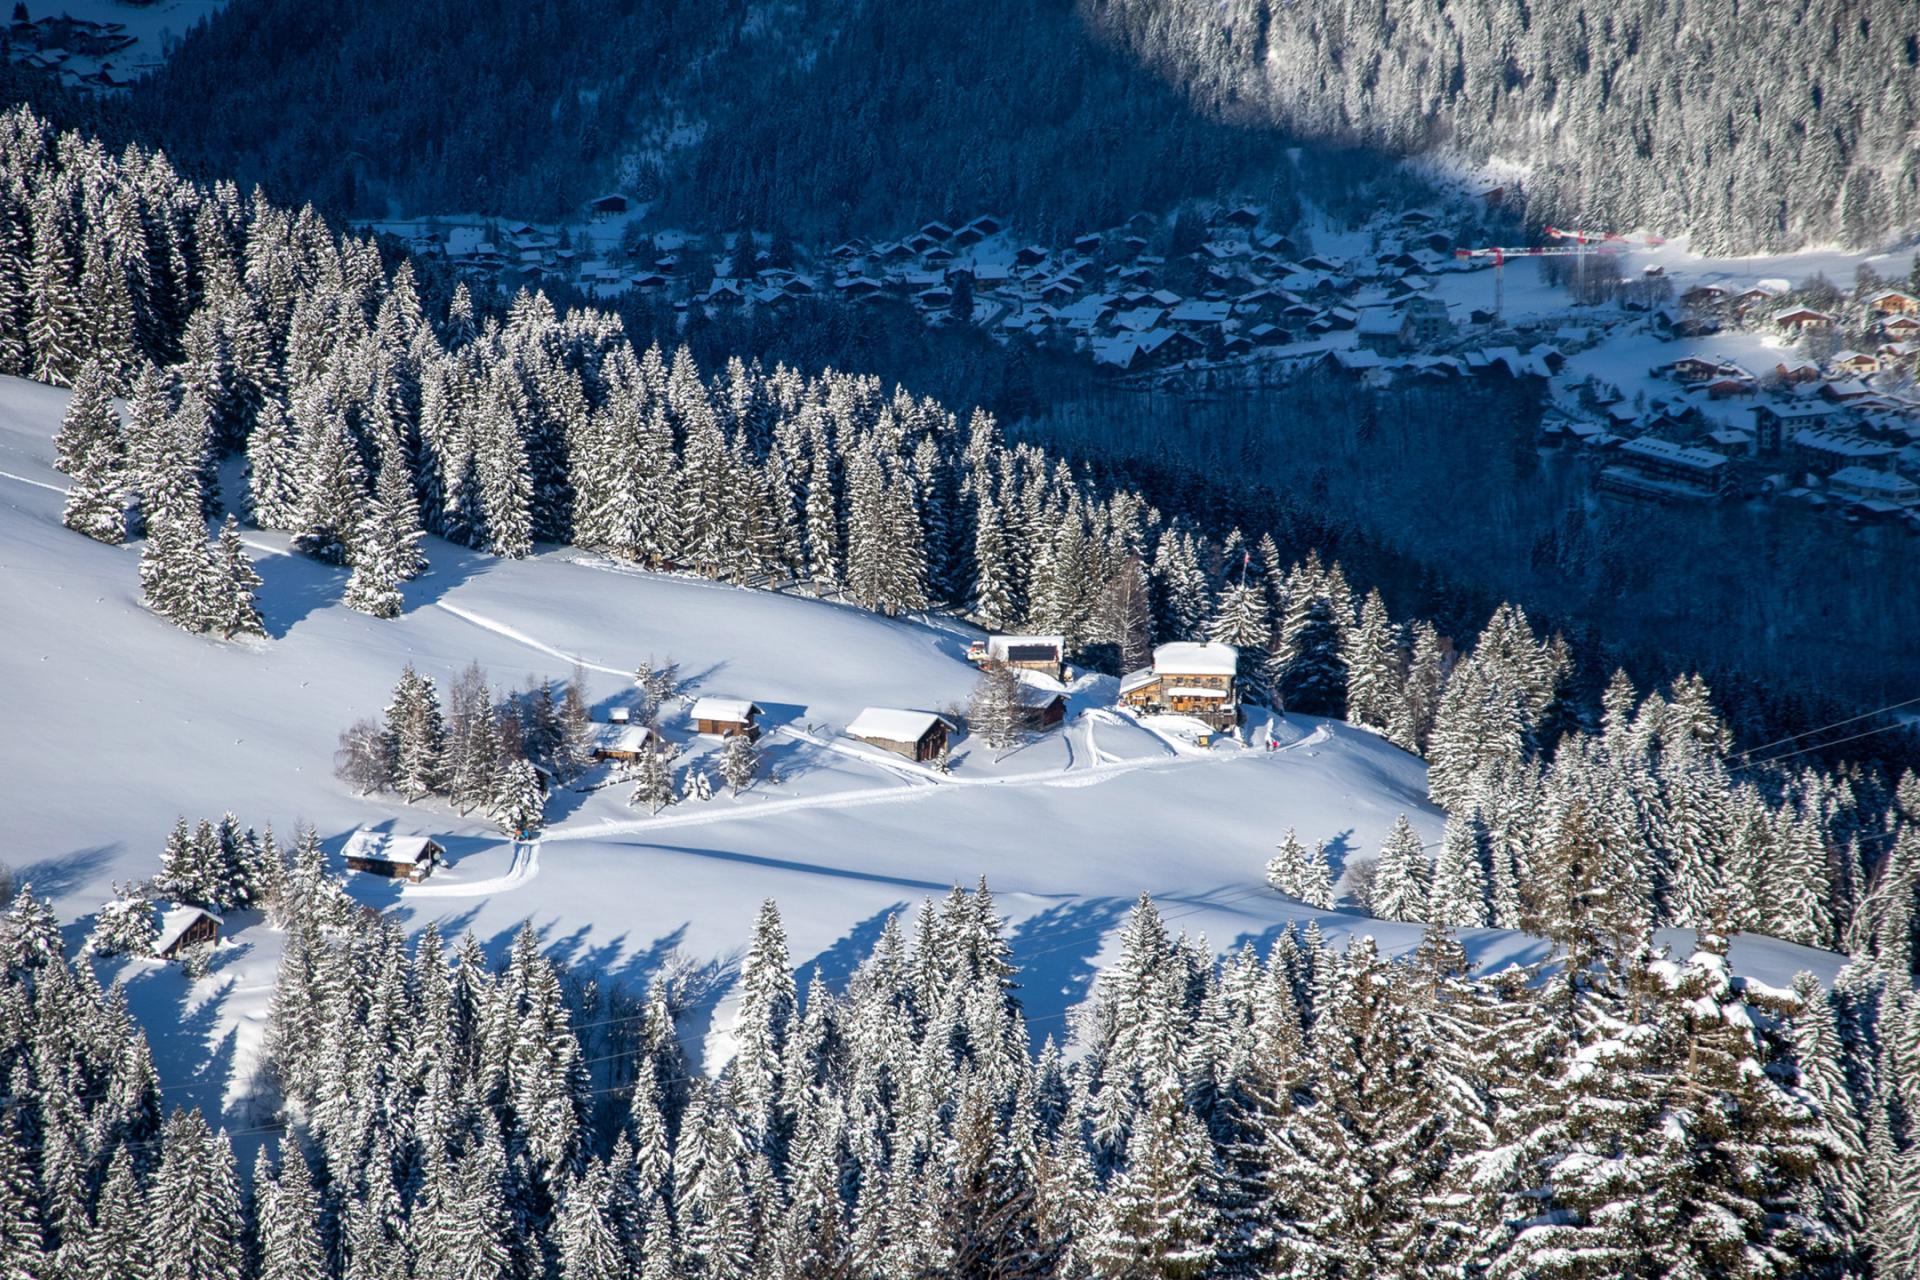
[385,664,447,800]
[720,731,760,795]
[291,411,367,564]
[244,397,302,530]
[209,516,264,638]
[557,1161,624,1280]
[1296,838,1337,911]
[1342,587,1403,732]
[1370,814,1432,922]
[53,357,117,474]
[0,1113,43,1275]
[490,757,546,837]
[1429,810,1491,927]
[86,1148,146,1280]
[254,1143,326,1280]
[147,1109,244,1280]
[62,412,125,543]
[138,410,214,630]
[733,899,796,1149]
[630,747,675,815]
[27,184,80,385]
[968,661,1027,753]
[1270,557,1348,716]
[1087,1069,1219,1279]
[1208,578,1272,703]
[1266,828,1309,901]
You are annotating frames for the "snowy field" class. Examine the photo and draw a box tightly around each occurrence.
[0,374,1843,1123]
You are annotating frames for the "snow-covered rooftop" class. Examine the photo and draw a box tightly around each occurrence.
[153,902,220,957]
[1152,642,1238,676]
[845,708,950,743]
[595,724,660,753]
[690,697,761,724]
[342,829,440,866]
[985,634,1063,662]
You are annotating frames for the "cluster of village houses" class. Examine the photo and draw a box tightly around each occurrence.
[4,11,143,89]
[398,197,1541,378]
[1544,284,1920,530]
[136,640,1245,951]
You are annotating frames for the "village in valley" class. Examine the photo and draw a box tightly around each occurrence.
[375,188,1920,542]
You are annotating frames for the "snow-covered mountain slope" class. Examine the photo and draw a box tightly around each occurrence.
[0,374,1843,1118]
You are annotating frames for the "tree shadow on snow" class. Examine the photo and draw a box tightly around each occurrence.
[1008,896,1135,1049]
[17,842,121,901]
[795,905,905,999]
[640,843,956,895]
[247,547,348,639]
[394,536,493,617]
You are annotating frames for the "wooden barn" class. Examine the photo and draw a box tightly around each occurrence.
[690,697,763,739]
[846,709,953,762]
[153,903,221,960]
[1019,685,1068,730]
[342,829,445,882]
[594,724,662,764]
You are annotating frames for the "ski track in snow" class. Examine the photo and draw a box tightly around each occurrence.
[0,467,66,494]
[431,600,632,678]
[403,840,541,898]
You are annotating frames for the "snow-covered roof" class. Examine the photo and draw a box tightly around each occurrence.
[1355,308,1402,335]
[845,709,951,743]
[1830,466,1919,494]
[1791,428,1898,458]
[1619,437,1728,473]
[1757,401,1838,421]
[1164,685,1231,699]
[342,829,440,866]
[153,902,220,957]
[986,634,1063,662]
[1152,642,1238,676]
[1119,667,1157,695]
[690,697,761,724]
[595,724,660,753]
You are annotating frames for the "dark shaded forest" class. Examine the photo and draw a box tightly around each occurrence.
[1084,0,1920,252]
[126,0,1419,238]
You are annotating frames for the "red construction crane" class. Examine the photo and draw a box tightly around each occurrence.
[1543,225,1668,249]
[1454,226,1664,319]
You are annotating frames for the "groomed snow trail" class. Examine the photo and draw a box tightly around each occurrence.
[403,840,541,898]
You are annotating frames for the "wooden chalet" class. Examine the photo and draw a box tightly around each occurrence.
[154,903,222,960]
[343,829,445,882]
[1869,289,1920,315]
[1774,306,1835,333]
[594,723,662,763]
[690,697,763,739]
[1832,350,1880,377]
[846,709,953,762]
[1118,642,1240,731]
